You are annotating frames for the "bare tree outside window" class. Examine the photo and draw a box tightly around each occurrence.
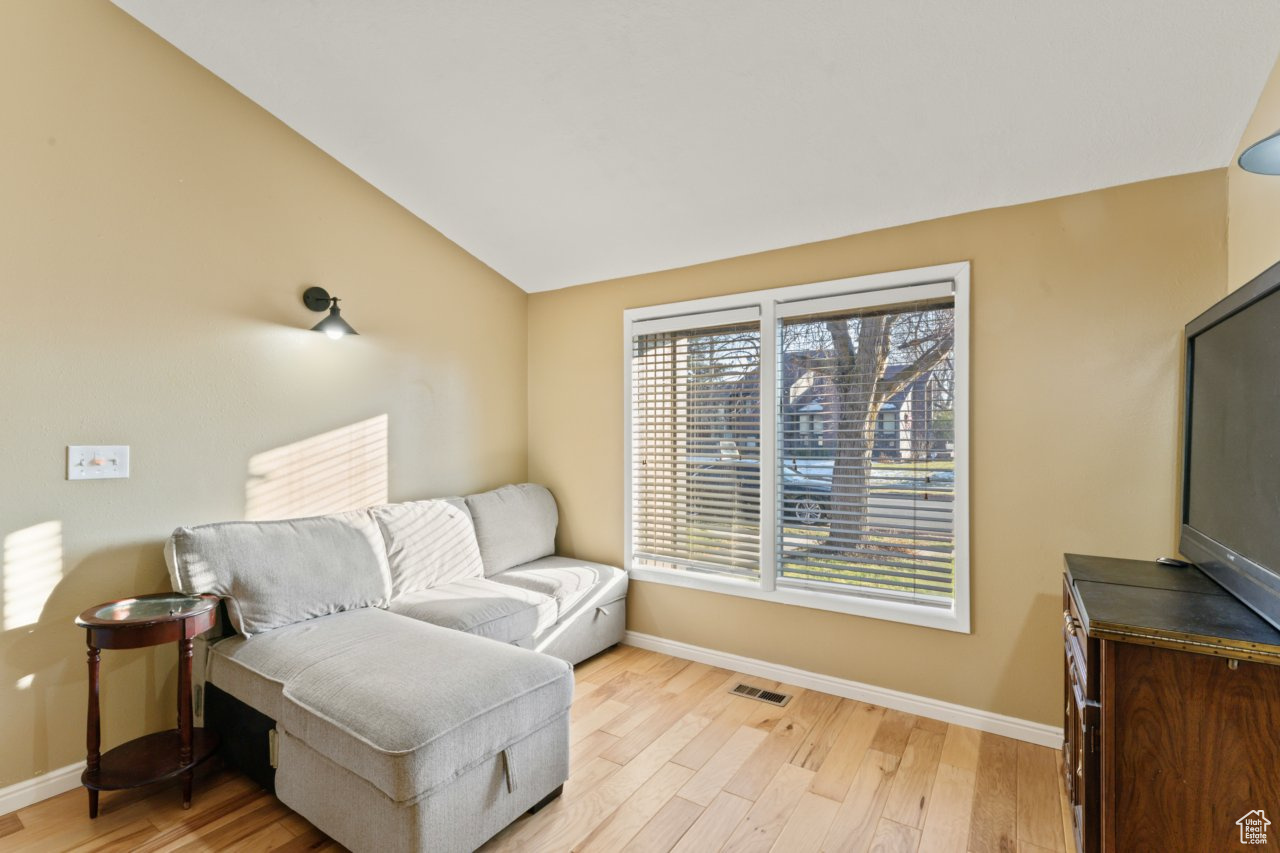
[780,300,956,597]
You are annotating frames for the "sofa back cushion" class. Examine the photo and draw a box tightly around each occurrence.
[465,483,558,575]
[370,499,484,595]
[165,511,392,637]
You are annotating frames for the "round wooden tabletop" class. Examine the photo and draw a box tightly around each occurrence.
[76,592,218,630]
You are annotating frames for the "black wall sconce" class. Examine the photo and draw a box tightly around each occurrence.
[303,286,359,339]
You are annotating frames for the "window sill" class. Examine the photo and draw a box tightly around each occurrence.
[627,565,971,633]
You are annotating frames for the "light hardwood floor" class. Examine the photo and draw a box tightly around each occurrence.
[0,644,1072,852]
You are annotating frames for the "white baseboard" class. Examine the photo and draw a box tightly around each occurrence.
[0,762,84,817]
[624,631,1063,749]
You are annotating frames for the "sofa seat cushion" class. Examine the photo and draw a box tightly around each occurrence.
[388,578,556,644]
[491,556,628,618]
[207,608,403,720]
[278,616,572,803]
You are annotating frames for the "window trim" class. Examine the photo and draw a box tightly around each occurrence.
[623,261,970,633]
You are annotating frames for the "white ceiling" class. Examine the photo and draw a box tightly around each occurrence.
[112,1,1280,293]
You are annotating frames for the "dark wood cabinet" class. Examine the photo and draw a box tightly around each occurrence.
[1063,555,1280,853]
[1062,577,1099,853]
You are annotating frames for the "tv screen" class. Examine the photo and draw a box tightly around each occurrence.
[1182,261,1280,631]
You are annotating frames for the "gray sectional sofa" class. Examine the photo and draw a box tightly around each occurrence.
[164,483,627,853]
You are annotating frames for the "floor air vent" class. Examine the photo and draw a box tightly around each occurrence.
[730,683,792,707]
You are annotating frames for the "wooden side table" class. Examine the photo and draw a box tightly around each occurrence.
[75,592,221,818]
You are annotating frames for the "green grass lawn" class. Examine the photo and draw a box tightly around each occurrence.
[780,525,953,596]
[870,458,954,471]
[660,518,954,599]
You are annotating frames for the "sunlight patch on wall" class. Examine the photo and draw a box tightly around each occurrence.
[2,521,63,631]
[245,415,389,520]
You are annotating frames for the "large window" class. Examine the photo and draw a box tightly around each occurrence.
[624,264,969,631]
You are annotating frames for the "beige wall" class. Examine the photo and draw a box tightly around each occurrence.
[0,1,527,789]
[529,171,1227,726]
[1229,54,1280,291]
[0,0,1242,795]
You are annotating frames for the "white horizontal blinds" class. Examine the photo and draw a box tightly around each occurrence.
[631,315,762,578]
[776,293,956,604]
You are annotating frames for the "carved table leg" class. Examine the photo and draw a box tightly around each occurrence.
[86,644,100,819]
[178,636,193,809]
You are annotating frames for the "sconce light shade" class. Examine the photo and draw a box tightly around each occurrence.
[302,286,359,339]
[1238,129,1280,175]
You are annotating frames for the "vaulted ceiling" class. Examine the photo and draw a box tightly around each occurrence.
[113,1,1280,292]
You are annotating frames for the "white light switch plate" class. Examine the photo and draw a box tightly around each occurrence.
[67,445,130,480]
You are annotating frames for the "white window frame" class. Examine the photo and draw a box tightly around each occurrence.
[623,261,970,633]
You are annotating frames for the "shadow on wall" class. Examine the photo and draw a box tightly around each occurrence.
[0,521,66,777]
[1,532,175,781]
[245,414,390,520]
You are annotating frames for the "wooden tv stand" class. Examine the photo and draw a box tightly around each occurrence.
[1063,554,1280,853]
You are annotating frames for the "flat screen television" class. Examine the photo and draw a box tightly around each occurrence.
[1182,259,1280,632]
